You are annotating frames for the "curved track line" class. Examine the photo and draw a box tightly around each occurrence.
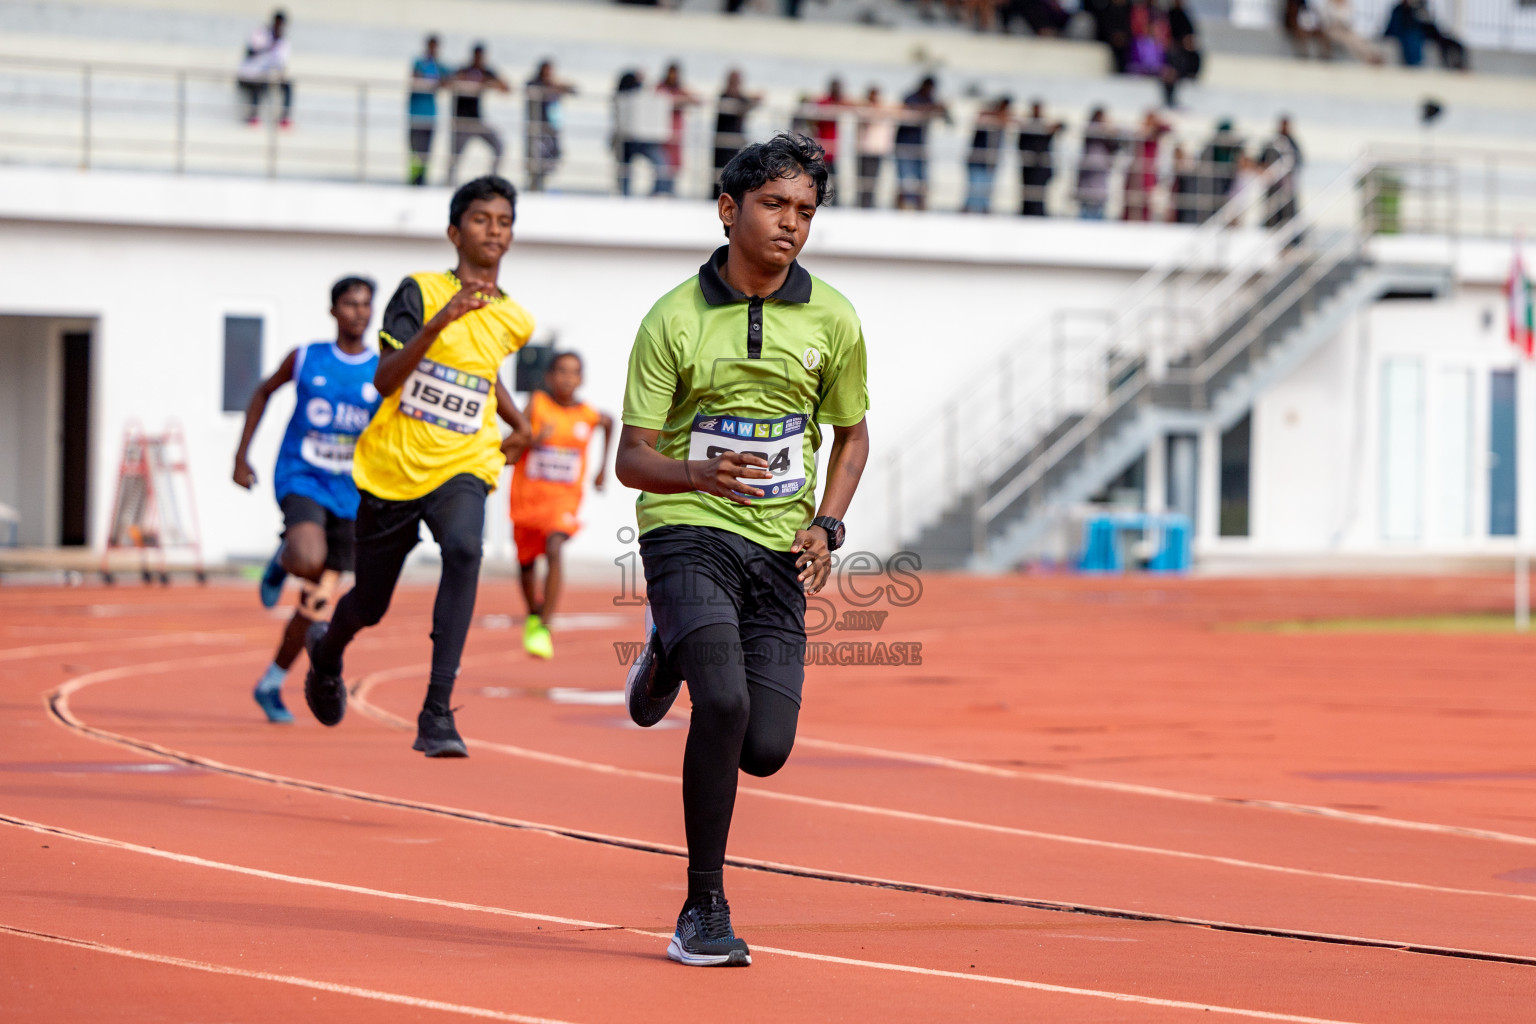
[0,631,242,663]
[41,656,1536,969]
[351,670,1536,906]
[792,737,1536,849]
[0,923,581,1024]
[0,814,1370,1024]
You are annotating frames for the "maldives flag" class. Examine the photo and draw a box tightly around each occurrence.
[1509,241,1534,357]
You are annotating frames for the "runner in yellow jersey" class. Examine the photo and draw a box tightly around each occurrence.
[304,176,535,757]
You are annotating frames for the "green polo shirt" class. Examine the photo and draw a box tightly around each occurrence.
[623,245,869,552]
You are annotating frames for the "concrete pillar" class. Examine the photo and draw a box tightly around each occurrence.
[1196,423,1221,546]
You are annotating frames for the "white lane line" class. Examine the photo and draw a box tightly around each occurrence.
[350,672,1536,905]
[0,631,242,663]
[794,736,1536,849]
[0,923,581,1024]
[0,815,1369,1024]
[38,676,1536,968]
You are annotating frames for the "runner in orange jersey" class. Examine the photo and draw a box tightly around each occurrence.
[509,351,613,658]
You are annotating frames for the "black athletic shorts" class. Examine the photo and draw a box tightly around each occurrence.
[279,493,356,573]
[640,524,807,705]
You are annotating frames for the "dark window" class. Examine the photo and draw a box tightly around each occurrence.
[222,316,263,413]
[1490,369,1517,537]
[1219,413,1251,537]
[60,331,91,546]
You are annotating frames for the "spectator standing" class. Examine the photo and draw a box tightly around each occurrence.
[1383,0,1467,67]
[813,78,848,201]
[407,36,446,186]
[1198,118,1243,222]
[895,76,949,211]
[712,69,762,196]
[1016,101,1061,216]
[1122,110,1169,221]
[1168,143,1201,223]
[447,44,510,184]
[1260,116,1303,227]
[855,85,896,209]
[963,96,1012,214]
[526,59,576,192]
[657,63,702,193]
[237,10,292,127]
[1075,107,1120,219]
[614,70,674,195]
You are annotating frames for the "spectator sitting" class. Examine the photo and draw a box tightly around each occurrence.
[526,59,576,193]
[1284,0,1332,59]
[447,43,510,184]
[1162,0,1201,106]
[712,69,763,196]
[1320,0,1386,63]
[963,96,1012,214]
[1005,0,1072,36]
[1016,100,1062,216]
[1125,0,1166,77]
[1383,0,1468,68]
[1076,106,1121,219]
[855,85,896,209]
[406,35,445,185]
[237,9,291,127]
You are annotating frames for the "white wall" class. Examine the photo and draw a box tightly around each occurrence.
[0,167,1182,568]
[1247,283,1520,556]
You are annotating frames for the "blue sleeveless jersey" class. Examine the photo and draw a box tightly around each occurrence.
[273,342,381,518]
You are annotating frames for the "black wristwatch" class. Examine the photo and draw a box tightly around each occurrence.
[811,515,846,552]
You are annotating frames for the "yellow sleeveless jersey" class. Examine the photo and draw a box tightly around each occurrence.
[353,270,534,501]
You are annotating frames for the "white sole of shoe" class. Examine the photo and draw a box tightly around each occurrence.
[665,935,751,967]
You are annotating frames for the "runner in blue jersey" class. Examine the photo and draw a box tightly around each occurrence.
[233,277,382,723]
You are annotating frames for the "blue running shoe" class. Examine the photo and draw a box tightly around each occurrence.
[253,685,295,724]
[259,543,287,608]
[666,892,751,967]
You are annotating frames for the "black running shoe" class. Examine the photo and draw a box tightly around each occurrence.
[302,621,346,727]
[625,604,682,728]
[667,891,750,967]
[413,707,468,758]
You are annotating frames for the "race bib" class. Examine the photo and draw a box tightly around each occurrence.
[400,359,491,435]
[300,431,356,474]
[687,412,808,501]
[525,445,582,484]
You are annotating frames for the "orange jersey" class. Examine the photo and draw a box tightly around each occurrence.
[509,391,602,533]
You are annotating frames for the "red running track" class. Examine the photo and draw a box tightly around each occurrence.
[2,573,1535,1022]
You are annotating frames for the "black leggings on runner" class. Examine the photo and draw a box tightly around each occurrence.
[674,622,801,874]
[313,474,488,713]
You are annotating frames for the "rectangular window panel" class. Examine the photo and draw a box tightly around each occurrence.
[222,315,263,413]
[1489,369,1518,537]
[1218,413,1250,537]
[1436,366,1473,539]
[1380,358,1424,542]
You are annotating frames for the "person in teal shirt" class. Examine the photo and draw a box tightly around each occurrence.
[408,36,446,186]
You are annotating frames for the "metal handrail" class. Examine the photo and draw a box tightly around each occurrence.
[970,153,1372,538]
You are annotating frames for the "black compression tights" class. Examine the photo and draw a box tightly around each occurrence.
[673,622,801,875]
